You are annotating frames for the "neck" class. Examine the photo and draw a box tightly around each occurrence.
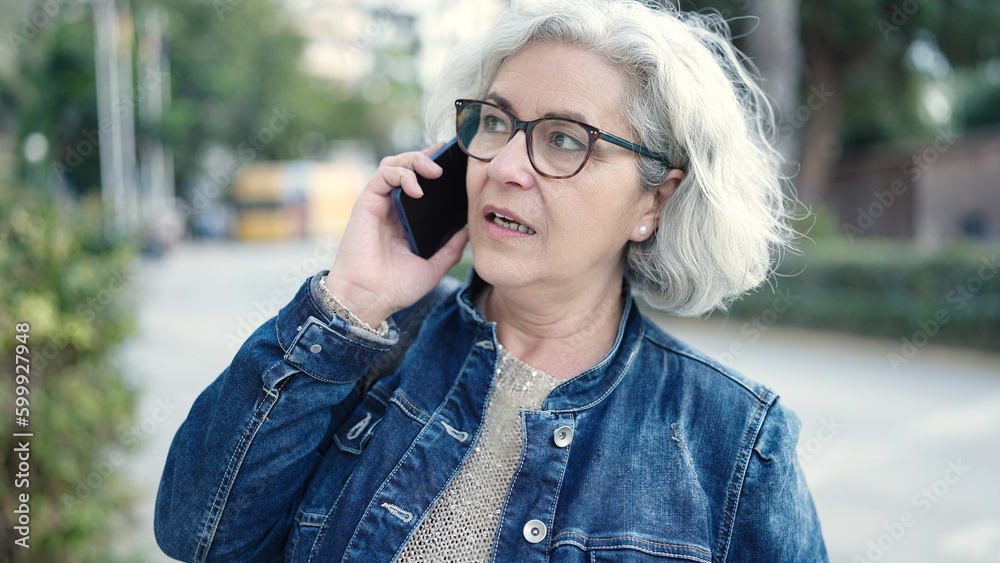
[484,269,627,380]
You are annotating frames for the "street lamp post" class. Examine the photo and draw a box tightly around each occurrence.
[92,0,138,238]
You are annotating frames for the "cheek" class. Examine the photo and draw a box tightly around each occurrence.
[571,175,645,235]
[465,162,491,231]
[549,193,620,246]
[465,161,488,198]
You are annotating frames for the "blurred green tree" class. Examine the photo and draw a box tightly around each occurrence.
[145,0,373,189]
[0,2,100,190]
[794,0,1000,203]
[683,0,1000,203]
[0,0,376,202]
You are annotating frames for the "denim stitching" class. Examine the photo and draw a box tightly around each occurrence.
[391,335,496,556]
[276,315,289,352]
[555,539,711,563]
[552,531,712,555]
[345,324,489,561]
[193,378,286,562]
[440,420,470,442]
[490,411,571,560]
[346,413,372,440]
[544,414,573,554]
[712,391,770,562]
[343,428,434,557]
[381,502,414,523]
[370,385,391,403]
[544,324,645,413]
[288,521,299,560]
[642,326,771,403]
[391,390,429,420]
[290,511,326,562]
[294,512,326,527]
[386,335,496,561]
[333,435,360,455]
[312,472,357,563]
[315,285,463,562]
[284,317,395,381]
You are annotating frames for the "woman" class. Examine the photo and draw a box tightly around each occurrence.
[156,1,827,561]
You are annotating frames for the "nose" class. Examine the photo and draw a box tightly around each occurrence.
[487,130,535,190]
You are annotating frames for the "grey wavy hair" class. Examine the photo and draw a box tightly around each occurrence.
[425,0,795,317]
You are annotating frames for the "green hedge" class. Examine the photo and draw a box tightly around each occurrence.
[0,186,139,562]
[450,238,1000,351]
[725,240,1000,351]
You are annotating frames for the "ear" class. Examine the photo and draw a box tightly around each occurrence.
[630,168,685,242]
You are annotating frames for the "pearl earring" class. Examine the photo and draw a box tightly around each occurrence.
[638,225,649,236]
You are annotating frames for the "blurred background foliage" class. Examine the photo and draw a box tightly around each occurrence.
[681,0,1000,349]
[727,231,1000,351]
[0,0,380,200]
[0,185,138,562]
[689,0,1000,203]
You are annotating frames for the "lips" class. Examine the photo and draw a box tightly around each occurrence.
[489,211,536,234]
[482,203,536,235]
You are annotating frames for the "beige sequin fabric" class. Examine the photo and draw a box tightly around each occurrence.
[396,344,559,562]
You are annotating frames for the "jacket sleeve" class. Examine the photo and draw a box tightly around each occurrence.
[725,400,829,562]
[154,273,458,562]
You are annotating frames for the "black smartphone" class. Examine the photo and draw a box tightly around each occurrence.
[392,138,469,259]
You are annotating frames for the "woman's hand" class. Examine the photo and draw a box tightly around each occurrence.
[325,145,469,327]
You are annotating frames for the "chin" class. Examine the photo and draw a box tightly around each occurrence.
[469,248,504,285]
[470,245,533,290]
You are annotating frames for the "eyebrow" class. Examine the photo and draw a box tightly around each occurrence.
[485,92,593,126]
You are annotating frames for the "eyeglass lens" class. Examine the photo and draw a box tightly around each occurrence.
[457,102,592,178]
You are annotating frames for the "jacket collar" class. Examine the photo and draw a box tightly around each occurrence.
[455,269,646,412]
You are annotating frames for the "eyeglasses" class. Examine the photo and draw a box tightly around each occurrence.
[455,99,672,179]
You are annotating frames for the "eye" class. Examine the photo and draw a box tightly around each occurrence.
[482,114,509,134]
[547,129,587,151]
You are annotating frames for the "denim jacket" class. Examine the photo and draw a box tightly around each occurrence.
[155,272,827,562]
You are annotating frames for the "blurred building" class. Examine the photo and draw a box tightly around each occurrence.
[828,126,1000,244]
[227,0,506,242]
[230,159,369,240]
[283,0,504,89]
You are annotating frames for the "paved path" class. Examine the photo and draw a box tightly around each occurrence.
[119,240,1000,562]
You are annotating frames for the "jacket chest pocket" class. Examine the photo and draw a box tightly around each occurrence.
[333,385,391,455]
[550,546,710,563]
[286,509,326,563]
[550,535,712,563]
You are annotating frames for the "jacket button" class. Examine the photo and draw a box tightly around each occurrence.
[553,426,573,448]
[310,344,322,353]
[523,519,547,543]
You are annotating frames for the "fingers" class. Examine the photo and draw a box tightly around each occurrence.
[427,226,469,274]
[371,147,445,199]
[377,166,424,199]
[421,141,446,156]
[411,145,444,180]
[380,151,441,177]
